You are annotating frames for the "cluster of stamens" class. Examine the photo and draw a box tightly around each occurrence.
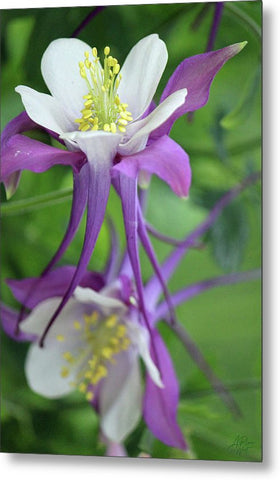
[75,46,133,133]
[56,310,131,401]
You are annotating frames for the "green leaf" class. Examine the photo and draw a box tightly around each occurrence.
[208,201,249,272]
[220,67,261,130]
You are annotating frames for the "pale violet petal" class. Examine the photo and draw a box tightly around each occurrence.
[118,34,168,120]
[15,86,74,134]
[99,352,142,443]
[41,38,93,121]
[128,323,164,388]
[73,286,127,315]
[25,341,77,398]
[118,89,188,155]
[61,130,121,167]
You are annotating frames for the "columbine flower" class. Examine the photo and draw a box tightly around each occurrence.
[1,34,247,343]
[1,173,260,455]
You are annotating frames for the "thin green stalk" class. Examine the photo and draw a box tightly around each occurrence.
[225,3,261,40]
[1,187,72,216]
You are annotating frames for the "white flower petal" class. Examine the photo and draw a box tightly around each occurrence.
[20,297,85,340]
[100,352,142,443]
[15,86,74,134]
[118,34,168,120]
[118,89,188,155]
[61,130,121,167]
[128,323,164,388]
[41,38,93,121]
[22,297,88,398]
[73,286,127,315]
[25,341,77,398]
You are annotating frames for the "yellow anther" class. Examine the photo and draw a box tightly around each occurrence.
[79,383,87,393]
[84,311,98,325]
[121,338,131,350]
[113,64,120,75]
[118,126,126,133]
[103,123,110,132]
[86,391,94,401]
[118,119,128,126]
[80,124,90,131]
[91,125,98,131]
[56,335,65,342]
[92,47,98,57]
[115,96,120,105]
[104,46,110,56]
[79,61,84,68]
[106,315,117,328]
[73,321,82,330]
[97,365,108,377]
[110,123,117,133]
[88,356,97,368]
[84,51,90,58]
[110,337,119,346]
[116,325,126,338]
[63,351,74,362]
[60,367,70,378]
[101,347,113,359]
[81,108,92,116]
[85,59,91,69]
[84,99,93,107]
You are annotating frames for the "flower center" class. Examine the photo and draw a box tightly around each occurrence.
[56,310,131,401]
[75,46,133,133]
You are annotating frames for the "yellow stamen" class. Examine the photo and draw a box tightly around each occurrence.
[75,45,133,133]
[56,335,65,342]
[60,367,69,378]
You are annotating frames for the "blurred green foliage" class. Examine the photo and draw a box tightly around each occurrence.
[0,2,261,461]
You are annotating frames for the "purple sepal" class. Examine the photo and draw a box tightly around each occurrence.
[152,43,246,137]
[7,266,104,309]
[143,328,187,450]
[1,111,37,145]
[1,134,86,181]
[103,217,121,284]
[0,303,36,342]
[1,112,38,197]
[42,164,89,276]
[112,135,191,198]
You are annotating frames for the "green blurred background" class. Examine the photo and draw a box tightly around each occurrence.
[0,1,261,461]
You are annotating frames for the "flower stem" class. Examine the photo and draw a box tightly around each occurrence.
[1,188,73,216]
[169,321,242,418]
[225,2,261,40]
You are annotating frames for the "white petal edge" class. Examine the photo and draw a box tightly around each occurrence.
[117,34,168,120]
[118,88,188,156]
[15,85,74,135]
[73,286,127,315]
[100,353,142,443]
[20,297,84,340]
[41,38,94,122]
[128,323,164,388]
[25,341,77,398]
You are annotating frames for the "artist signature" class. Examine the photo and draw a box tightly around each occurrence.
[228,434,255,457]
